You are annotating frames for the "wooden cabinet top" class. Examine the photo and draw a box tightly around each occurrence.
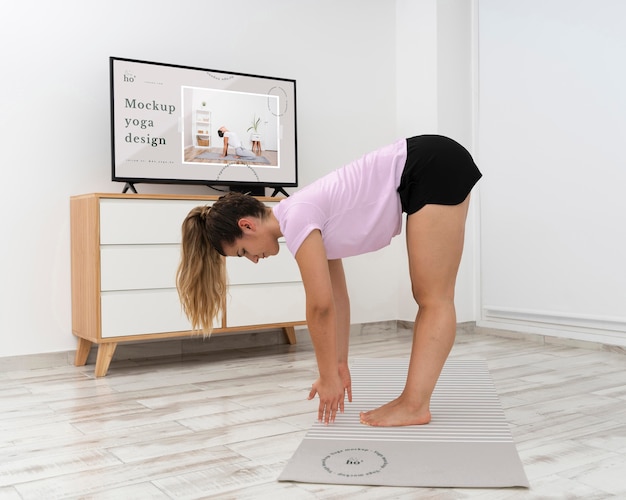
[71,193,283,202]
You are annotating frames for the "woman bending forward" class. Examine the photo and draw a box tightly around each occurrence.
[176,135,482,426]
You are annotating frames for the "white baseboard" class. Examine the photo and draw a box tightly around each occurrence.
[478,306,626,347]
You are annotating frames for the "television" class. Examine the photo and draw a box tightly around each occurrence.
[110,57,298,195]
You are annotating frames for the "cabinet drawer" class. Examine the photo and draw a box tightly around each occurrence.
[100,199,206,244]
[101,288,220,338]
[100,244,180,291]
[226,242,300,285]
[226,282,305,327]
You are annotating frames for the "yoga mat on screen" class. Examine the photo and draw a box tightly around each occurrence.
[195,151,271,164]
[279,359,529,488]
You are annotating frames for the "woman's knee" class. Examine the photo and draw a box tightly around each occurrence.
[411,285,455,309]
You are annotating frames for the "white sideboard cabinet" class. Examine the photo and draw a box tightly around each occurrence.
[70,193,306,377]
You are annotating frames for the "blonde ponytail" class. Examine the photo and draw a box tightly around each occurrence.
[176,205,226,335]
[176,192,268,336]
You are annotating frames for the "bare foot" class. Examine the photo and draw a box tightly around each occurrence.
[360,395,431,427]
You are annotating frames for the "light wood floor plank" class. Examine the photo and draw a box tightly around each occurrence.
[1,325,625,498]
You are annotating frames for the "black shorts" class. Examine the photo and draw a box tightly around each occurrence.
[397,135,482,215]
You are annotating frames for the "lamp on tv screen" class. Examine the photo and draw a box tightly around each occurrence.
[110,57,298,195]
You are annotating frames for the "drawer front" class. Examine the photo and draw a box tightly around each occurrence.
[99,198,279,245]
[101,243,300,290]
[101,289,221,338]
[226,282,306,327]
[100,244,180,291]
[100,199,206,244]
[226,242,300,285]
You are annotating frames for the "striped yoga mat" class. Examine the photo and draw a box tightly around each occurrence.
[279,359,529,488]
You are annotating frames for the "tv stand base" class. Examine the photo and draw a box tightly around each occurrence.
[122,182,138,194]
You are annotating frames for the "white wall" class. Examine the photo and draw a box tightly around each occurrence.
[395,0,478,323]
[0,0,399,357]
[0,0,477,358]
[477,0,626,345]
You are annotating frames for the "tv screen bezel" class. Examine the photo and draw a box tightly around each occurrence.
[109,57,298,190]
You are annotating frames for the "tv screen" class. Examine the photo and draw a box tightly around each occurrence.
[110,57,297,193]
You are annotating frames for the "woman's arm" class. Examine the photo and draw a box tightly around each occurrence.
[328,259,352,402]
[221,136,229,156]
[295,230,345,424]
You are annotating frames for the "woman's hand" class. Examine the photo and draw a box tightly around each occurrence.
[308,374,346,424]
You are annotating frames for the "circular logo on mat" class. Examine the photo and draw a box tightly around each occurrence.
[321,448,388,478]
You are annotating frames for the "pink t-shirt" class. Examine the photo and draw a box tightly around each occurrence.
[273,138,407,259]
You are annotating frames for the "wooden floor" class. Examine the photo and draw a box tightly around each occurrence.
[1,324,625,499]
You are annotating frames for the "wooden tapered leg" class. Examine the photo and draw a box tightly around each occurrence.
[283,326,297,345]
[94,342,118,377]
[74,338,93,366]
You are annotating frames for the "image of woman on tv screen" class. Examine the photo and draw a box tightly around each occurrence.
[217,126,256,160]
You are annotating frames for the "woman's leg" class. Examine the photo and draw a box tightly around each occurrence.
[235,147,257,160]
[360,196,470,426]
